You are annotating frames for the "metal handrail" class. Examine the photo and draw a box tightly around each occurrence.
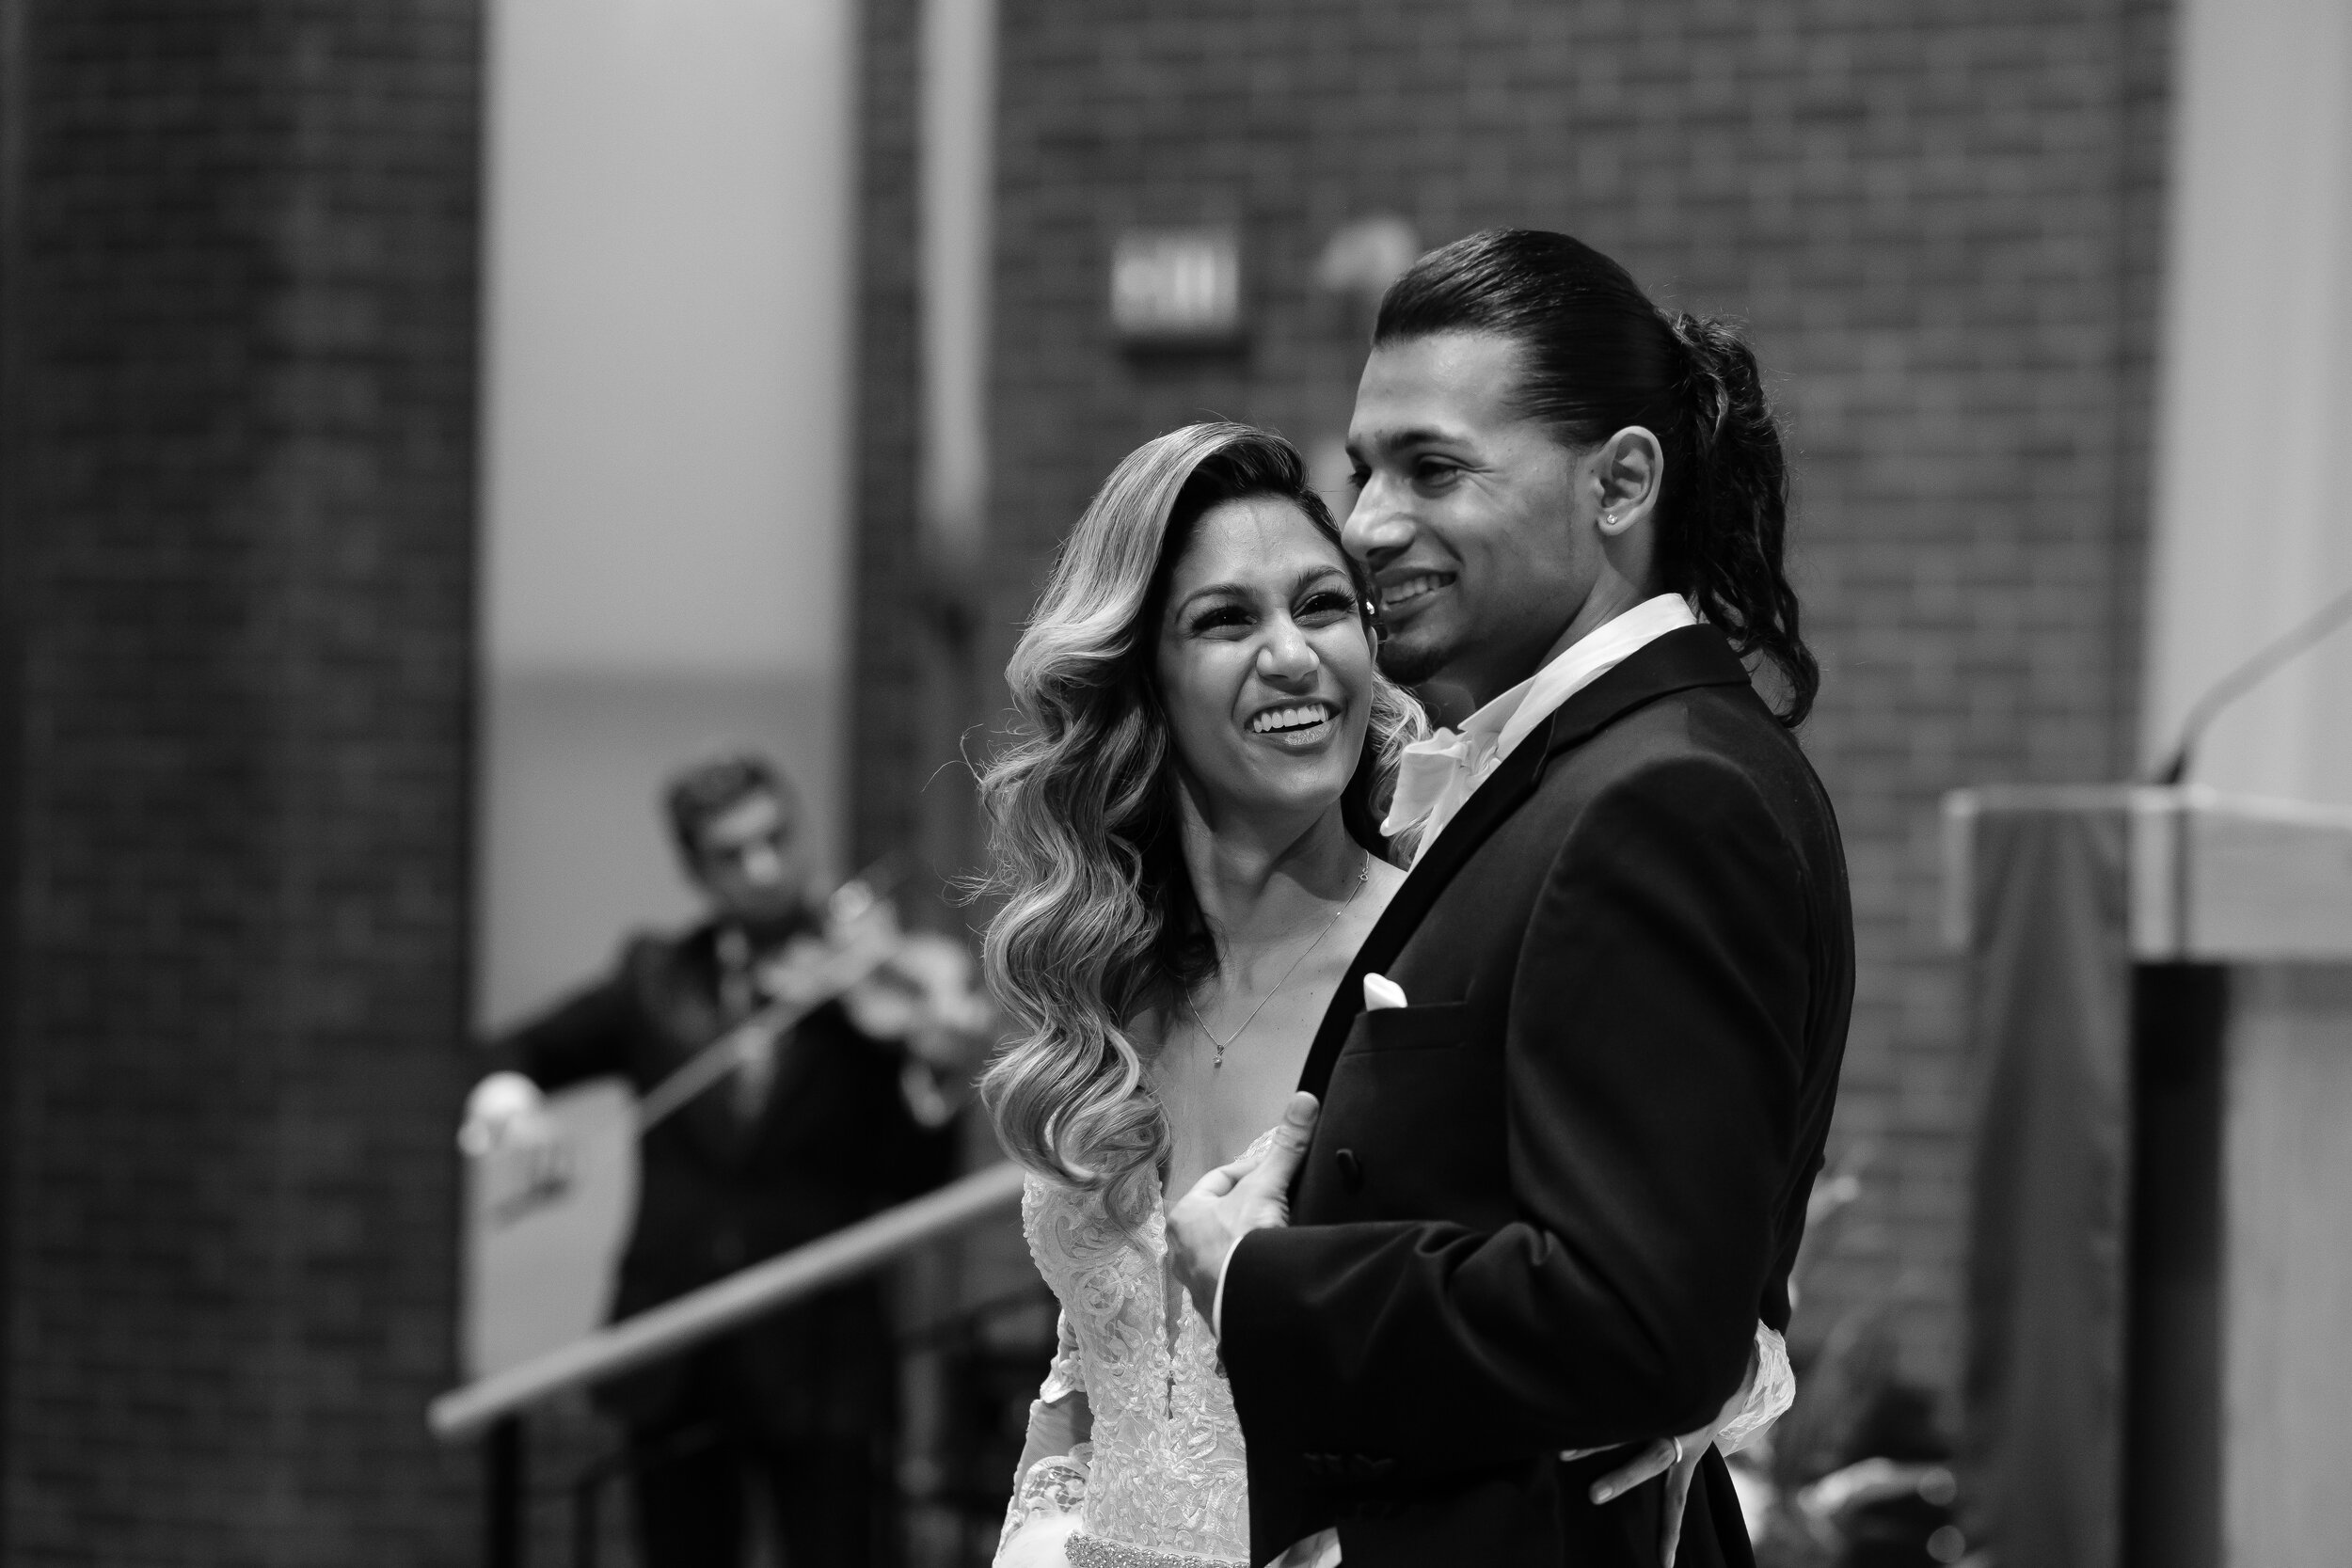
[429,1160,1028,1441]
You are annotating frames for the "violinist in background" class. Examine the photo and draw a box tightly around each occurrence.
[462,752,984,1568]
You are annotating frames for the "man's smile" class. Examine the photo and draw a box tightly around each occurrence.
[1378,571,1455,614]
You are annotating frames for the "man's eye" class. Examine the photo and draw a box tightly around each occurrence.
[1413,460,1459,487]
[1347,467,1371,490]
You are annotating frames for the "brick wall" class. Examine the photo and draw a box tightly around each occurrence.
[851,0,930,875]
[0,4,481,1560]
[856,0,2175,1402]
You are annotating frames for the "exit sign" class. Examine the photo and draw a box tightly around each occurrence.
[1110,228,1243,345]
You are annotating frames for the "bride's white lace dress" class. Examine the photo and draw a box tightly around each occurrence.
[998,1154,1794,1568]
[1009,1166,1254,1566]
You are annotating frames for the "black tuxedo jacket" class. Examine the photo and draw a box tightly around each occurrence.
[496,921,955,1437]
[1222,626,1853,1567]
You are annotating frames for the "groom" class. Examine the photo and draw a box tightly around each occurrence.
[1169,230,1853,1568]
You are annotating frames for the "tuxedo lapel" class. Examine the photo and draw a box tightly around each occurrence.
[1295,718,1549,1101]
[1295,624,1755,1101]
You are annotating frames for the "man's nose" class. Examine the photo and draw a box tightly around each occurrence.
[1341,474,1413,568]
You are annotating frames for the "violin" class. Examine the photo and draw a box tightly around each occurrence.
[636,867,994,1133]
[772,873,993,1062]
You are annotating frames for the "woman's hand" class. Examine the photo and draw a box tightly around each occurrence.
[1565,1345,1759,1568]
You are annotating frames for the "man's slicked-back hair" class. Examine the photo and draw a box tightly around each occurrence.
[664,752,791,861]
[1374,229,1818,725]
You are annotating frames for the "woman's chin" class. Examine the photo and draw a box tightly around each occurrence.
[1220,752,1358,821]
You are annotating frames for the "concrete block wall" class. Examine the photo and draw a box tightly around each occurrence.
[851,0,930,877]
[0,3,483,1560]
[856,0,2176,1403]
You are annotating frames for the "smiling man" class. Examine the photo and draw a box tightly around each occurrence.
[1346,325,1707,868]
[1167,230,1856,1568]
[1348,327,1659,722]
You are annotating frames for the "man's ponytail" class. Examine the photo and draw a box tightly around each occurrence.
[1663,313,1817,726]
[1375,230,1821,727]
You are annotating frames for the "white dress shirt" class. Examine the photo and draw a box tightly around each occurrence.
[1379,593,1699,861]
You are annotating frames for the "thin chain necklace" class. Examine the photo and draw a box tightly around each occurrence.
[1185,851,1370,1069]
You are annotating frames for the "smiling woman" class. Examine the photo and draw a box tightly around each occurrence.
[973,423,1422,1234]
[973,423,1427,1568]
[1154,497,1378,821]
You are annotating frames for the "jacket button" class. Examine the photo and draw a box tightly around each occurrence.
[1336,1148,1363,1190]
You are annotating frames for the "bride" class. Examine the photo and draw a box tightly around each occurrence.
[976,423,1788,1568]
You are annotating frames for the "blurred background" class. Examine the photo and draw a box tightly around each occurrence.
[1,0,2347,1565]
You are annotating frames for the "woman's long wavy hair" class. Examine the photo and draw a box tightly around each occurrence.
[975,423,1424,1230]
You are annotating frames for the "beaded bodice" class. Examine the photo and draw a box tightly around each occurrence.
[1022,1166,1252,1565]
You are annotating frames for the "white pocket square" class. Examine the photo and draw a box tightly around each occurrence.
[1362,973,1408,1010]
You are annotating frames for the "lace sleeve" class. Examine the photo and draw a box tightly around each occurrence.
[997,1312,1092,1559]
[1716,1322,1795,1455]
[1040,1307,1085,1402]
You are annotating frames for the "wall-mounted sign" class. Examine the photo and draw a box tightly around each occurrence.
[1110,228,1243,346]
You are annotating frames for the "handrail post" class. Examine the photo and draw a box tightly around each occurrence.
[486,1415,526,1568]
[570,1459,602,1568]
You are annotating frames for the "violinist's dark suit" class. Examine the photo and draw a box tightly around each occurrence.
[500,917,955,1568]
[1222,626,1854,1568]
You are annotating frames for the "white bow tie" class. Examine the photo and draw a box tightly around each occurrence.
[1379,724,1503,849]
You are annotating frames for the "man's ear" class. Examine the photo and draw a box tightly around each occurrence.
[1593,426,1664,538]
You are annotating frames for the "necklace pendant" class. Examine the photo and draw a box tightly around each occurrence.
[1186,848,1371,1072]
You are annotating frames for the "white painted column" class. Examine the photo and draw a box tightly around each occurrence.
[2145,16,2352,1560]
[2142,0,2352,806]
[476,0,857,1026]
[918,0,997,565]
[2222,965,2352,1568]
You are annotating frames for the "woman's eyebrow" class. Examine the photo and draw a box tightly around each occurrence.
[1173,563,1351,616]
[1173,580,1247,610]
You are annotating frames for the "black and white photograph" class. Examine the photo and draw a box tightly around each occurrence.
[0,3,2345,1567]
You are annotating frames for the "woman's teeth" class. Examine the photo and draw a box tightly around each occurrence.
[1248,703,1334,735]
[1380,573,1450,610]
